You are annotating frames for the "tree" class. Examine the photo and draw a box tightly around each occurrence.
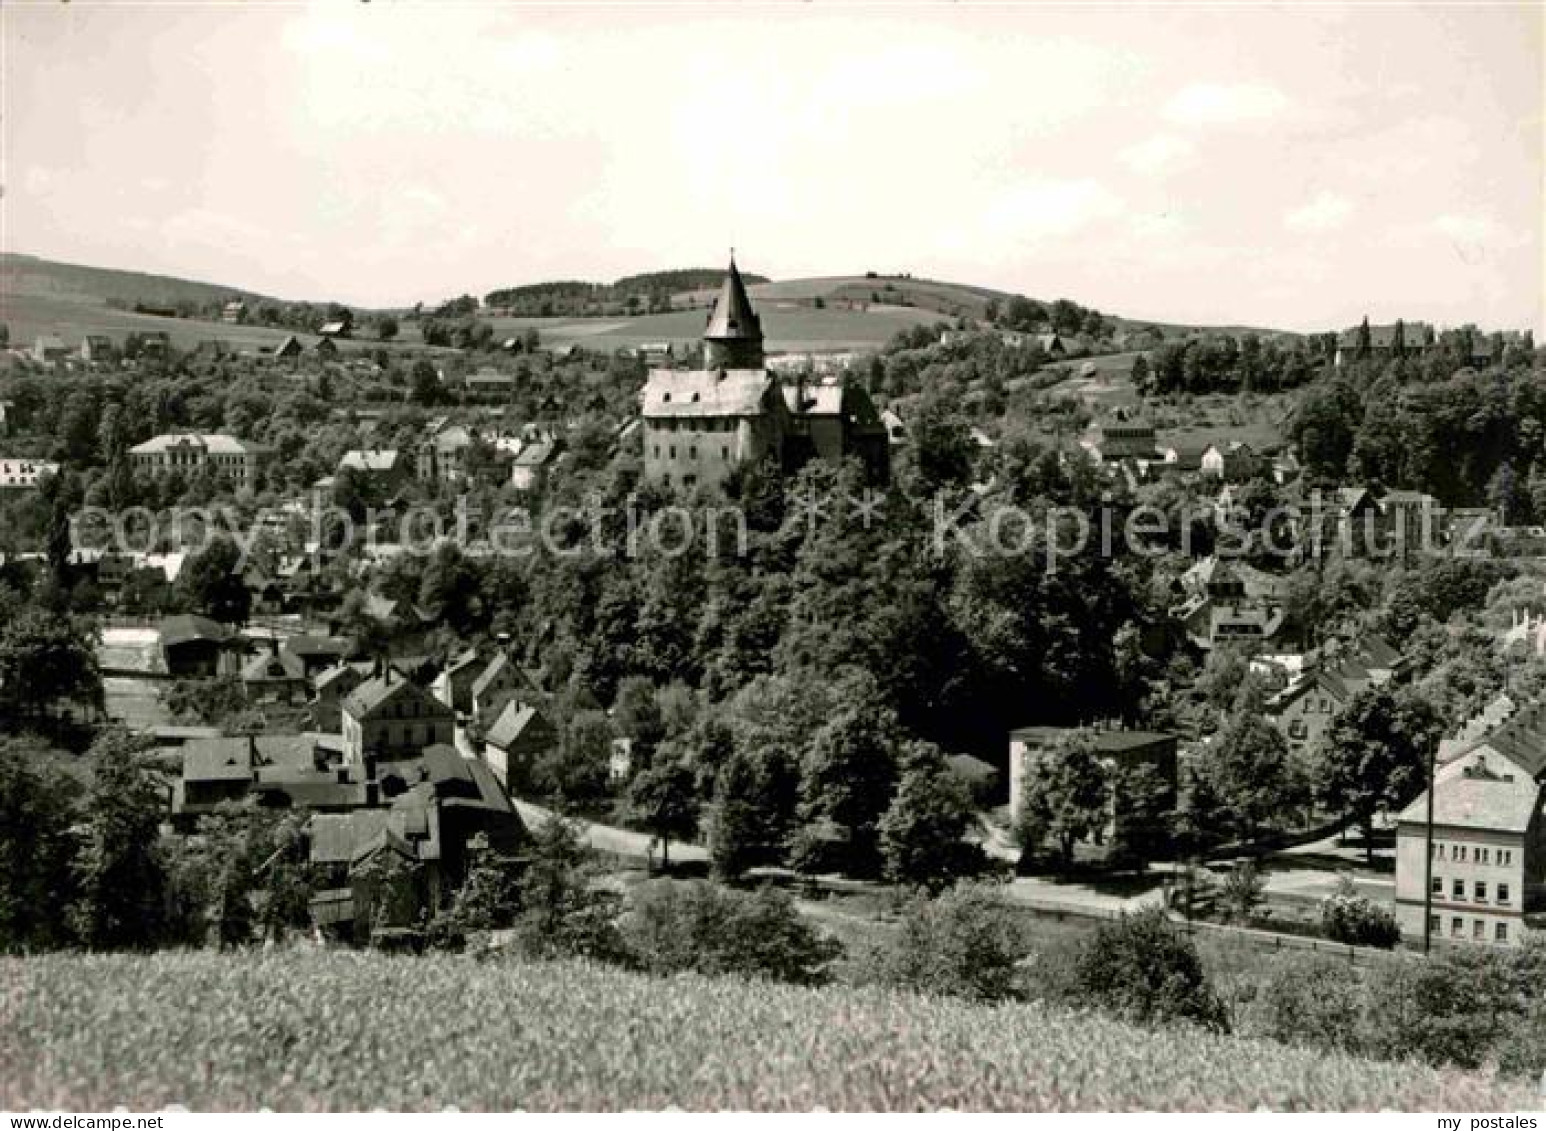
[410,360,440,406]
[177,537,251,625]
[0,737,82,950]
[909,394,975,489]
[794,703,899,877]
[1313,686,1442,861]
[1198,713,1304,842]
[1077,909,1227,1030]
[0,609,102,721]
[705,749,766,881]
[1217,858,1265,922]
[1014,731,1109,871]
[377,315,399,341]
[861,883,1029,1003]
[623,758,699,871]
[69,731,169,949]
[511,815,629,965]
[1107,762,1173,872]
[877,746,981,891]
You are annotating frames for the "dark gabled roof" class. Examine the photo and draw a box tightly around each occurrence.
[486,700,549,750]
[703,258,762,344]
[282,634,353,660]
[160,614,233,647]
[240,649,308,683]
[343,672,451,722]
[471,652,513,701]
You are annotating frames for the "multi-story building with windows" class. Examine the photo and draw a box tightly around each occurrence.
[640,258,887,492]
[129,433,267,490]
[1395,698,1546,946]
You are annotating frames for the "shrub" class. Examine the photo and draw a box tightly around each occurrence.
[1076,909,1228,1031]
[859,883,1029,1004]
[1319,882,1400,948]
[1247,954,1367,1054]
[623,879,840,986]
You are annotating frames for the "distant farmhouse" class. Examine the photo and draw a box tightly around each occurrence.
[639,259,888,491]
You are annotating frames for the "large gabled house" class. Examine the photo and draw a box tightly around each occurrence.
[1395,696,1546,946]
[341,669,456,764]
[640,259,888,491]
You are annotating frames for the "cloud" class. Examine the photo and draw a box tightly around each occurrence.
[982,179,1125,241]
[1285,191,1355,232]
[1120,134,1195,175]
[1165,82,1288,127]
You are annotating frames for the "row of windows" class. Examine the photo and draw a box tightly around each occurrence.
[650,418,739,433]
[1431,876,1511,904]
[1429,915,1509,943]
[652,444,731,462]
[1429,843,1515,866]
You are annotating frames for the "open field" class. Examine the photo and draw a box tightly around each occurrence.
[3,950,1533,1111]
[486,302,943,354]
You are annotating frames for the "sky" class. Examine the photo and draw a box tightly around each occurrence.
[3,2,1542,332]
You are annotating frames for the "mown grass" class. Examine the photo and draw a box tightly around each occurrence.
[3,950,1535,1112]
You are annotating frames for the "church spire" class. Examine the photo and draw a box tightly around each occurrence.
[703,255,763,369]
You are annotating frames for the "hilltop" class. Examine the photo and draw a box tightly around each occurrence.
[6,950,1531,1111]
[1,251,1296,357]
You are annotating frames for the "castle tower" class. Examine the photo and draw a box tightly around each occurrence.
[702,256,764,370]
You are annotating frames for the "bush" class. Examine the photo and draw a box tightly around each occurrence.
[1319,889,1400,948]
[1246,954,1367,1054]
[859,883,1029,1004]
[622,879,840,986]
[1076,909,1228,1031]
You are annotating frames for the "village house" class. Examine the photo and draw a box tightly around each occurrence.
[157,614,243,678]
[32,335,69,364]
[318,312,353,338]
[307,745,526,943]
[1395,696,1546,946]
[129,433,268,490]
[1080,418,1158,464]
[431,647,485,716]
[1265,635,1405,752]
[273,334,304,362]
[1333,321,1436,367]
[239,643,310,706]
[221,301,248,324]
[80,334,115,363]
[337,448,408,488]
[309,661,369,732]
[416,425,477,484]
[341,668,456,765]
[0,457,60,490]
[1172,556,1292,650]
[509,439,561,492]
[482,699,558,790]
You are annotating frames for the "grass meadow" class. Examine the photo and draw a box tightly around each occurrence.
[3,949,1535,1111]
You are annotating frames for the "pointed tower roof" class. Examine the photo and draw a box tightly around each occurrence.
[703,257,762,344]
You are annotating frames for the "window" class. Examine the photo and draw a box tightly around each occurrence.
[1430,842,1442,859]
[1496,922,1508,943]
[689,446,697,459]
[652,445,660,459]
[1288,720,1307,740]
[1475,881,1488,901]
[669,446,677,459]
[1429,914,1441,934]
[1452,879,1465,900]
[1455,845,1467,863]
[1499,849,1513,866]
[1451,917,1463,937]
[1473,920,1485,940]
[1498,883,1510,904]
[1478,848,1490,864]
[1431,875,1443,894]
[721,446,729,460]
